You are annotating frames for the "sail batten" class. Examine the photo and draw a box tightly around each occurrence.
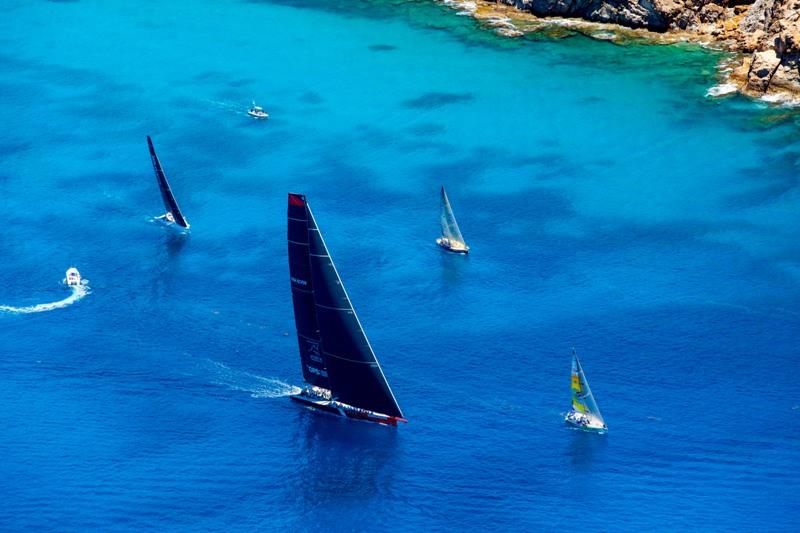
[146,136,189,229]
[289,196,403,419]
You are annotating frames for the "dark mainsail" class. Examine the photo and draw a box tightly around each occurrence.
[288,193,403,419]
[146,136,189,229]
[288,193,329,389]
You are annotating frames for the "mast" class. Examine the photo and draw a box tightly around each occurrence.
[287,194,330,389]
[440,186,466,245]
[571,350,604,423]
[303,197,404,418]
[147,136,189,229]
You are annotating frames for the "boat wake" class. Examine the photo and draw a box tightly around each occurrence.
[205,99,250,117]
[205,359,300,398]
[0,283,90,314]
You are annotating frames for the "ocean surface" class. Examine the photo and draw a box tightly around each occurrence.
[1,0,798,530]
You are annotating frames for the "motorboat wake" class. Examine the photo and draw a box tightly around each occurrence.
[0,268,90,314]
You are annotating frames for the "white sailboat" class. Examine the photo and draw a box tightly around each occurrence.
[565,349,607,433]
[436,186,469,254]
[64,267,81,287]
[247,100,269,119]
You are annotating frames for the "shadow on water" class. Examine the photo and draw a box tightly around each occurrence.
[289,410,400,509]
[565,429,609,470]
[162,231,190,258]
[147,231,189,300]
[437,247,470,285]
[400,91,474,109]
[368,43,397,52]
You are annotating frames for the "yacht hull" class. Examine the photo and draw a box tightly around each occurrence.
[155,214,190,231]
[436,238,469,254]
[289,393,406,427]
[564,415,607,434]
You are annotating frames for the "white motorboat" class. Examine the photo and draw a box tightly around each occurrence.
[65,267,81,287]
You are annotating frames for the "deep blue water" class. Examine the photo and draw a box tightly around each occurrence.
[1,0,799,530]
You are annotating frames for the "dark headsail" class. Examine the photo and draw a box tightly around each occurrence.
[305,198,403,419]
[146,136,189,229]
[288,193,329,389]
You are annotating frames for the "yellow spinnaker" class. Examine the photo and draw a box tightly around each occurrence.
[572,399,587,412]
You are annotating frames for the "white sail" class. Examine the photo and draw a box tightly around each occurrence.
[570,352,605,425]
[440,186,467,246]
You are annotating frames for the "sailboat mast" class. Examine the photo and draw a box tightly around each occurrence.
[146,136,189,229]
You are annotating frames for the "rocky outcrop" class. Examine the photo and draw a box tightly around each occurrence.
[486,0,800,99]
[497,0,679,29]
[732,0,800,97]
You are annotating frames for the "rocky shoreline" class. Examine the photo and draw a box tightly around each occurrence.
[442,0,800,103]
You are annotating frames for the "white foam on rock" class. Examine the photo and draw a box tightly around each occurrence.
[706,83,738,98]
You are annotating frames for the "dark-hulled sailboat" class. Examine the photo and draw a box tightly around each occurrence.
[436,186,469,254]
[287,193,406,427]
[146,136,190,230]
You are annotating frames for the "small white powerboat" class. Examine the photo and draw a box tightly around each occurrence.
[247,101,269,119]
[65,267,81,287]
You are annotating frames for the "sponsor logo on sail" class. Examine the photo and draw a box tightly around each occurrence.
[306,339,324,363]
[307,365,328,378]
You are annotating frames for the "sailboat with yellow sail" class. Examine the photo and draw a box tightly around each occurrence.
[565,349,607,433]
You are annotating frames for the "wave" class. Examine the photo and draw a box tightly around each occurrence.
[0,283,90,314]
[759,92,800,107]
[705,83,738,98]
[484,16,523,37]
[441,0,477,16]
[204,359,300,399]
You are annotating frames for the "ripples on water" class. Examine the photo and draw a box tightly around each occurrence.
[0,0,798,530]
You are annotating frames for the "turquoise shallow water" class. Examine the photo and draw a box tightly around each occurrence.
[1,0,799,530]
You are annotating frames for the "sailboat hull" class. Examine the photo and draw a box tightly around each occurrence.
[564,412,607,433]
[289,393,407,427]
[155,214,190,231]
[436,238,469,254]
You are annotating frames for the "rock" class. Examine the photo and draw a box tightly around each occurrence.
[486,0,800,100]
[499,0,676,31]
[747,49,782,92]
[741,28,766,51]
[699,4,725,24]
[768,52,800,92]
[739,0,777,33]
[730,54,753,89]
